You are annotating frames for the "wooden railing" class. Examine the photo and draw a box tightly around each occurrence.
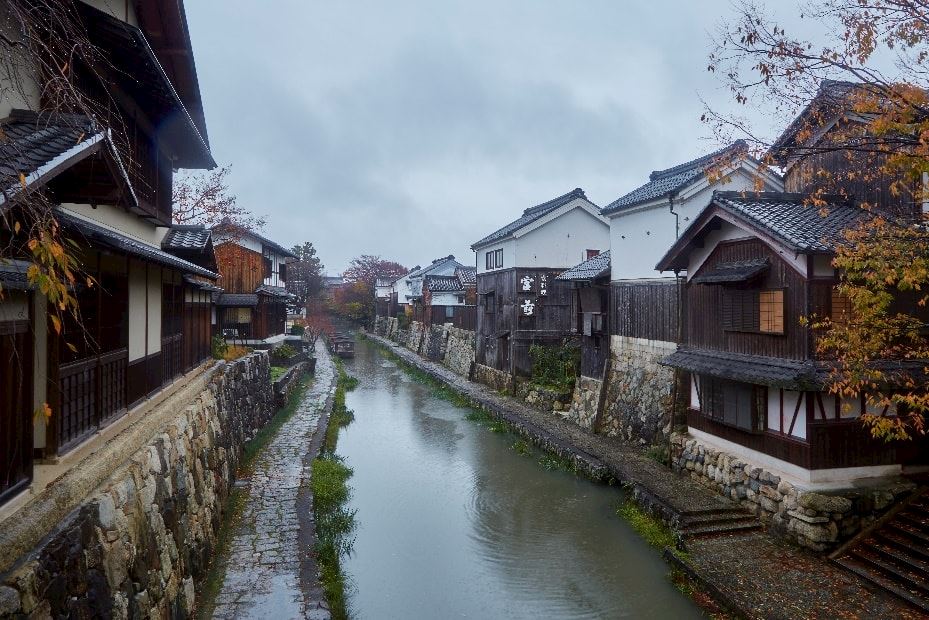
[58,348,128,454]
[161,334,183,386]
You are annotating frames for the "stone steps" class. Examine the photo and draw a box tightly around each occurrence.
[834,488,929,613]
[678,506,761,538]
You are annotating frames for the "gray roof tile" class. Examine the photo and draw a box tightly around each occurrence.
[713,191,866,252]
[216,293,258,307]
[602,142,747,215]
[662,348,820,389]
[56,209,218,279]
[472,188,591,248]
[162,225,211,251]
[0,259,33,291]
[691,258,769,284]
[556,250,611,281]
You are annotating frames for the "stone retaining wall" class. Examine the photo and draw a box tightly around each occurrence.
[514,380,572,415]
[407,321,426,353]
[0,353,275,618]
[671,432,915,551]
[566,376,602,431]
[472,363,511,392]
[600,336,676,445]
[442,327,475,378]
[273,361,309,408]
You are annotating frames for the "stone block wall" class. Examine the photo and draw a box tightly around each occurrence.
[599,336,676,445]
[406,321,426,353]
[442,327,475,378]
[671,433,915,551]
[566,376,602,431]
[514,380,572,415]
[0,353,274,618]
[423,325,447,361]
[472,363,511,392]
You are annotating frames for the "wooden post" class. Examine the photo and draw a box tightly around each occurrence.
[591,351,612,434]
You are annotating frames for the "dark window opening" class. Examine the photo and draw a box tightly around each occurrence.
[698,376,766,433]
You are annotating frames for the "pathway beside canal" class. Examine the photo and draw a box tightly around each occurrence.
[365,333,920,620]
[209,342,337,620]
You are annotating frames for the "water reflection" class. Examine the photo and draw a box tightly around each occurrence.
[338,339,701,619]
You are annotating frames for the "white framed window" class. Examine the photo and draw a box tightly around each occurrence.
[485,248,503,270]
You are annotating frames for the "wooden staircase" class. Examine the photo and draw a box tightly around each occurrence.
[679,506,762,538]
[833,489,929,613]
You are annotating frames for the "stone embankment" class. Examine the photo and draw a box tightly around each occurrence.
[364,332,920,619]
[0,353,276,619]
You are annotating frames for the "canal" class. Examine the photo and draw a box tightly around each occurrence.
[337,338,702,619]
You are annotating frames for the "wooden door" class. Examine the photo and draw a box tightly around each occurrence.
[0,320,33,505]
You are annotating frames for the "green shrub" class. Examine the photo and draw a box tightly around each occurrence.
[290,324,306,335]
[528,341,580,392]
[275,343,298,358]
[270,366,288,382]
[211,335,228,360]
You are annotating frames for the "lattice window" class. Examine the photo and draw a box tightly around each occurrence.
[831,288,852,325]
[759,290,785,334]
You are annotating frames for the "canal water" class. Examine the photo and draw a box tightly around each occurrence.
[338,338,702,619]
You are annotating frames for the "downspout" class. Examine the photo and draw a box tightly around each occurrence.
[669,195,680,240]
[667,196,683,467]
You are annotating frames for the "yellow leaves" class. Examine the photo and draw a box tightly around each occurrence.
[33,403,53,423]
[18,173,26,189]
[50,315,61,335]
[13,221,20,234]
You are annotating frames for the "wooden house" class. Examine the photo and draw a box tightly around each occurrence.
[656,81,929,484]
[422,266,477,329]
[556,251,611,380]
[0,1,216,505]
[397,255,464,321]
[471,188,608,379]
[212,224,296,342]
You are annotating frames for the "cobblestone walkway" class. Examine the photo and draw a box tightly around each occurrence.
[212,342,336,620]
[367,333,919,619]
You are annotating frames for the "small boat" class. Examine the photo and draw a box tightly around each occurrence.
[327,332,355,358]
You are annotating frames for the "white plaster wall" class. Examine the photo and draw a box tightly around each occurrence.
[812,254,834,277]
[59,203,162,247]
[515,207,608,268]
[431,292,464,305]
[475,238,516,275]
[147,272,161,353]
[691,375,700,410]
[767,389,781,432]
[785,390,806,439]
[610,169,765,281]
[77,0,138,25]
[128,260,147,361]
[0,7,40,120]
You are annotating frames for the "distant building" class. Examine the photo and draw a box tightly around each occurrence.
[212,224,297,341]
[471,188,608,380]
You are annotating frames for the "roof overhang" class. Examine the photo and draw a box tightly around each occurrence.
[691,259,770,284]
[77,3,214,169]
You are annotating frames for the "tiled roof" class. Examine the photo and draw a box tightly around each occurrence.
[455,266,476,285]
[662,348,821,390]
[472,188,590,248]
[211,220,297,258]
[215,293,258,307]
[602,142,748,215]
[56,209,219,279]
[183,275,223,293]
[713,191,867,252]
[0,259,32,291]
[162,225,211,251]
[556,250,611,281]
[256,284,291,298]
[0,111,137,211]
[425,275,464,293]
[691,258,769,284]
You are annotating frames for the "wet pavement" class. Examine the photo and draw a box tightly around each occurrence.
[211,341,336,620]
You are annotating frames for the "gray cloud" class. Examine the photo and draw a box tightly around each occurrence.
[186,0,806,273]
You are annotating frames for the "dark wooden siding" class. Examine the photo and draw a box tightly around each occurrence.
[610,279,681,342]
[0,319,33,505]
[785,147,920,221]
[686,239,810,360]
[215,243,265,293]
[476,268,575,375]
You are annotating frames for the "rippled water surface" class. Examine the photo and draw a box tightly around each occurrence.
[338,338,702,619]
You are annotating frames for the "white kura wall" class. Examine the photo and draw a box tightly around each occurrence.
[610,168,779,281]
[516,206,608,268]
[475,239,517,275]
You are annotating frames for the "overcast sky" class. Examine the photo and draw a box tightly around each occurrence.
[185,1,806,275]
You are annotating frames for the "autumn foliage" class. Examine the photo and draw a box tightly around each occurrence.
[710,1,929,440]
